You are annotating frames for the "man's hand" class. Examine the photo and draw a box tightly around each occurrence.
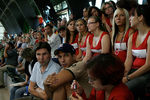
[44,73,57,92]
[122,76,128,83]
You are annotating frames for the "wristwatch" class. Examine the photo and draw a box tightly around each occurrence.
[126,75,130,81]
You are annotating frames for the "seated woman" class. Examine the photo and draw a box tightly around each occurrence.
[83,16,111,62]
[70,53,134,100]
[10,48,37,100]
[66,19,79,55]
[75,19,91,61]
[111,8,134,63]
[123,5,150,100]
[101,2,115,33]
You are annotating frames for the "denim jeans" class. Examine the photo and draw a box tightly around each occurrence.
[10,86,26,100]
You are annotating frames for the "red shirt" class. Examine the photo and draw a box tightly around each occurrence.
[106,17,112,28]
[71,33,79,55]
[88,32,108,57]
[82,83,134,100]
[114,28,131,62]
[132,31,150,69]
[79,33,91,57]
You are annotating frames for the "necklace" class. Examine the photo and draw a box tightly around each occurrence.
[118,31,125,34]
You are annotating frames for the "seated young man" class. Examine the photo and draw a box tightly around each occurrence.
[44,43,92,100]
[28,42,61,100]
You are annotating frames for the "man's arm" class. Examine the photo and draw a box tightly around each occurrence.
[28,81,48,100]
[44,69,74,92]
[4,44,9,58]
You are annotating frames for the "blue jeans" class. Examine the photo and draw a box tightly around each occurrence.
[10,86,26,100]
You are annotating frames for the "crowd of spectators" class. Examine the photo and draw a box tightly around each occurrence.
[0,0,150,100]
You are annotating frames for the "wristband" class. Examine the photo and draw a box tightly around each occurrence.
[126,75,130,81]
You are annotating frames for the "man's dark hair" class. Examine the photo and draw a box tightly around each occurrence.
[7,41,15,49]
[58,26,67,33]
[45,24,53,29]
[35,42,51,54]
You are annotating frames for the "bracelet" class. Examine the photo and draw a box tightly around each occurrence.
[126,75,130,81]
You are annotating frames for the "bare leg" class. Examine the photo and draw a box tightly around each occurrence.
[53,85,66,100]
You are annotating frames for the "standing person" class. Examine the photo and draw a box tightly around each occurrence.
[28,42,61,100]
[44,24,61,58]
[0,42,18,87]
[70,53,134,100]
[66,19,79,55]
[111,8,134,62]
[75,19,91,61]
[83,16,110,62]
[123,5,150,100]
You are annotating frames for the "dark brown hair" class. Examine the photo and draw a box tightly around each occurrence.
[35,42,51,54]
[66,19,78,43]
[86,53,124,85]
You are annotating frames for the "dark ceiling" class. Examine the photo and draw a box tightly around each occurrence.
[0,0,66,34]
[0,0,92,34]
[0,0,41,34]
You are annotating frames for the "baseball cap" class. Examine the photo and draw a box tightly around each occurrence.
[54,43,76,55]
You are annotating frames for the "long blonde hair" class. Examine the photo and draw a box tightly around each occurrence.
[112,8,129,47]
[76,19,87,43]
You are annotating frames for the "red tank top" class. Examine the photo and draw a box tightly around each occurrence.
[132,31,150,69]
[106,17,112,28]
[114,28,131,62]
[71,33,79,55]
[89,32,108,57]
[79,33,91,57]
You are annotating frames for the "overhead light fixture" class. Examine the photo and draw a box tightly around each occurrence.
[89,1,92,6]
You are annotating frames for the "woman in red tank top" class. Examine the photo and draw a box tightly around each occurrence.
[70,54,133,100]
[66,19,79,55]
[111,8,134,63]
[123,5,150,99]
[83,16,111,62]
[75,19,91,61]
[101,2,115,33]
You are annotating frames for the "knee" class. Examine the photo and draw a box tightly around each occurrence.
[15,89,23,98]
[10,87,17,93]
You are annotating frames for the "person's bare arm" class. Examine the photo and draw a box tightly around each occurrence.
[83,37,92,62]
[127,36,150,79]
[28,81,48,100]
[101,34,111,53]
[44,69,74,92]
[124,35,133,76]
[4,44,9,58]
